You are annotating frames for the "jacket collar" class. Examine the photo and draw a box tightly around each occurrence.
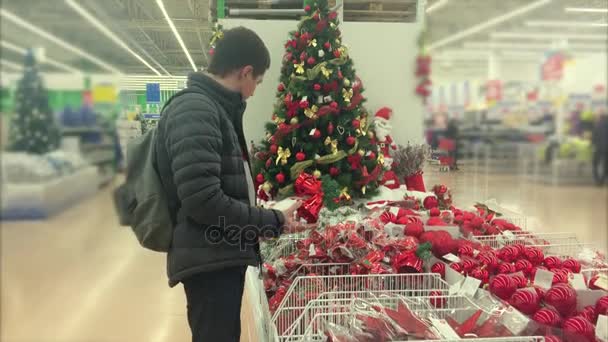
[186,72,247,121]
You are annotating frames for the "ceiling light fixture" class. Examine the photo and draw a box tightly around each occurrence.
[0,8,121,74]
[526,20,608,27]
[428,0,552,51]
[565,7,608,13]
[65,0,161,76]
[427,0,449,14]
[156,0,197,71]
[1,40,81,73]
[0,59,23,71]
[492,32,608,41]
[465,41,607,51]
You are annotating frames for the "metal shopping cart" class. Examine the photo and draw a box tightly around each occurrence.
[437,138,456,172]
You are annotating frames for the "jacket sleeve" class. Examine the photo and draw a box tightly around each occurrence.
[164,94,285,237]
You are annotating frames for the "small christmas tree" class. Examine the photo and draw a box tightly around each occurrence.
[8,50,61,154]
[252,0,383,202]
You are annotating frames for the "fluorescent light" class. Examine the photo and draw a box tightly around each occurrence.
[65,0,161,76]
[427,0,449,14]
[0,8,121,74]
[465,41,607,51]
[526,20,608,28]
[156,0,197,71]
[428,0,552,51]
[565,7,608,13]
[492,32,608,41]
[1,40,81,73]
[0,59,23,71]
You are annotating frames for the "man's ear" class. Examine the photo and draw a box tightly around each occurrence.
[241,65,254,78]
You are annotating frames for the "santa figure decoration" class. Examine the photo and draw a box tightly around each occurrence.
[373,107,397,168]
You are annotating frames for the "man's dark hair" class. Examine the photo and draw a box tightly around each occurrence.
[207,27,271,77]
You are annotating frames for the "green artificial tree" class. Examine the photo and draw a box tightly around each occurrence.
[252,0,383,203]
[8,50,61,154]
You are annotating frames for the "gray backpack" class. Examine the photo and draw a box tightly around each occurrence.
[113,90,192,252]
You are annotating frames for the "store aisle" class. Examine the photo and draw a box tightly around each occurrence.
[1,172,606,341]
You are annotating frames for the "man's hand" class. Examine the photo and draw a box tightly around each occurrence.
[280,200,317,234]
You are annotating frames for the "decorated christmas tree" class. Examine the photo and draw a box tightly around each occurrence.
[8,50,61,154]
[252,0,383,204]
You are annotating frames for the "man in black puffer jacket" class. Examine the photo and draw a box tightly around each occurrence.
[155,27,305,342]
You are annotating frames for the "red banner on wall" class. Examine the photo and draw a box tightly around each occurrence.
[542,53,565,81]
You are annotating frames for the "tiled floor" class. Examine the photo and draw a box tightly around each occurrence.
[1,170,606,341]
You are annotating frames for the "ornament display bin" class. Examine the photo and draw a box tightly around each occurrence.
[282,293,544,342]
[471,232,581,250]
[1,166,98,220]
[272,273,448,341]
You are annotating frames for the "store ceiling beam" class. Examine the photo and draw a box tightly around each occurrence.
[492,32,608,41]
[156,0,198,71]
[526,20,608,28]
[565,7,608,13]
[0,40,82,74]
[426,0,449,14]
[0,59,23,72]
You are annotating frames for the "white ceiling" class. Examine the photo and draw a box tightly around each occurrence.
[0,0,606,75]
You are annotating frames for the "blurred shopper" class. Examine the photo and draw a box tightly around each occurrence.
[155,27,307,342]
[592,112,608,185]
[445,116,460,170]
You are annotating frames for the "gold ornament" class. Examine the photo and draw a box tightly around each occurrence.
[377,153,385,166]
[324,137,338,154]
[356,115,368,136]
[313,169,322,178]
[295,61,305,75]
[342,88,354,103]
[335,39,341,45]
[361,185,366,195]
[343,78,351,87]
[262,181,272,192]
[290,117,299,125]
[304,105,319,119]
[308,39,317,47]
[273,115,285,124]
[330,22,337,29]
[358,149,365,156]
[339,187,351,202]
[275,147,291,165]
[320,65,332,79]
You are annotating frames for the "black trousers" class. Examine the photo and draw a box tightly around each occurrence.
[182,266,247,342]
[593,149,608,185]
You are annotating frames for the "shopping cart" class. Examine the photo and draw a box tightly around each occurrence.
[437,138,456,172]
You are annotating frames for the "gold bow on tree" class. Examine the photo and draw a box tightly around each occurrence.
[321,65,332,79]
[339,187,351,202]
[273,114,285,124]
[324,137,339,155]
[275,147,291,165]
[304,105,319,119]
[355,116,368,136]
[308,39,317,47]
[295,61,305,75]
[377,153,385,166]
[342,88,354,103]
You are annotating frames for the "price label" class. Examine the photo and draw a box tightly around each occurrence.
[570,273,587,290]
[534,269,555,290]
[459,276,482,297]
[389,206,401,217]
[430,318,461,340]
[597,315,608,342]
[309,243,316,256]
[502,307,530,336]
[443,253,462,263]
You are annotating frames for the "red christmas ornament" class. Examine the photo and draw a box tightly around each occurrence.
[525,247,545,266]
[489,274,517,300]
[328,11,338,20]
[512,273,529,288]
[304,4,311,12]
[333,49,341,58]
[458,245,474,257]
[307,56,316,65]
[469,267,490,285]
[352,119,360,129]
[510,288,541,315]
[450,262,464,273]
[298,193,323,223]
[580,305,598,324]
[300,99,310,109]
[562,316,595,342]
[404,222,424,238]
[367,151,376,160]
[545,336,563,342]
[392,250,423,273]
[429,291,446,308]
[462,257,479,272]
[329,166,340,177]
[553,268,571,284]
[296,151,306,161]
[313,129,322,139]
[275,173,286,184]
[515,259,534,276]
[498,262,516,274]
[270,144,278,154]
[431,262,446,278]
[278,83,285,92]
[596,295,608,316]
[313,83,321,91]
[544,256,563,270]
[255,173,265,183]
[477,253,500,271]
[312,12,320,20]
[533,307,562,328]
[346,136,356,146]
[545,284,577,317]
[265,158,272,168]
[330,101,338,109]
[562,259,582,273]
[338,70,343,79]
[423,196,439,209]
[327,122,334,134]
[498,245,520,263]
[324,41,331,49]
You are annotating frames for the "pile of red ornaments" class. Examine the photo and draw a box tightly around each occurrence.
[451,205,523,237]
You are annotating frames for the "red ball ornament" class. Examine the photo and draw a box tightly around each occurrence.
[346,136,356,146]
[333,49,341,58]
[469,267,490,285]
[498,262,516,274]
[404,222,424,238]
[489,274,517,300]
[544,256,563,270]
[512,273,529,288]
[513,243,527,256]
[553,268,571,284]
[367,151,376,160]
[256,173,265,183]
[265,158,272,168]
[462,257,479,272]
[338,70,343,79]
[429,291,446,308]
[328,11,338,20]
[278,83,285,92]
[562,316,595,342]
[429,207,441,217]
[304,4,311,12]
[525,247,545,265]
[533,307,563,328]
[423,196,439,210]
[327,122,334,134]
[510,288,541,315]
[296,152,306,161]
[307,57,316,65]
[300,100,310,109]
[580,305,598,324]
[515,259,534,276]
[313,83,321,91]
[596,295,608,316]
[275,173,286,184]
[562,259,582,273]
[431,262,446,278]
[352,119,360,129]
[545,284,577,317]
[498,245,520,263]
[330,101,338,109]
[458,245,475,257]
[477,253,500,271]
[313,129,322,139]
[450,262,464,274]
[270,144,278,154]
[329,166,340,177]
[324,42,331,49]
[312,12,320,20]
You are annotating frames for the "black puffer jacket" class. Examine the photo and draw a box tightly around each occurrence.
[156,72,285,287]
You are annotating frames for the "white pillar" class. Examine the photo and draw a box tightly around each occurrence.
[488,51,500,80]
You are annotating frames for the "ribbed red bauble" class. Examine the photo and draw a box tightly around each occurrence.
[498,245,520,263]
[562,259,581,273]
[544,256,563,270]
[545,284,577,317]
[510,288,541,315]
[278,83,285,92]
[596,295,608,316]
[562,316,595,342]
[469,267,490,285]
[429,290,446,308]
[515,259,534,276]
[525,246,545,265]
[498,262,516,274]
[450,262,464,273]
[533,307,562,328]
[489,274,517,300]
[512,273,529,288]
[580,305,598,324]
[431,262,446,278]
